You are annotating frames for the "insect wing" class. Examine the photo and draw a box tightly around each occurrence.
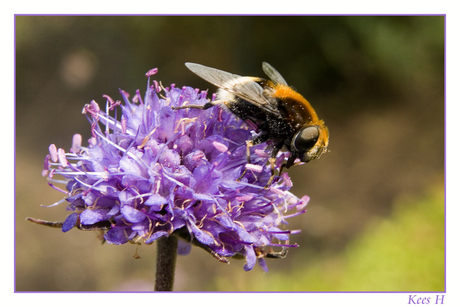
[185,62,279,115]
[262,62,288,86]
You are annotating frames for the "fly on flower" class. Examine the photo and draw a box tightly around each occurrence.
[173,62,329,184]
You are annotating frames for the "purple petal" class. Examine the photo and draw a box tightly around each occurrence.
[80,208,110,225]
[107,204,120,217]
[258,258,269,272]
[104,227,129,245]
[189,223,214,245]
[121,205,146,223]
[144,194,168,207]
[243,245,257,271]
[177,240,192,255]
[62,212,79,232]
[144,231,169,244]
[236,227,256,244]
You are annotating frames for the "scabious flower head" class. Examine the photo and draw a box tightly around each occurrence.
[41,68,308,271]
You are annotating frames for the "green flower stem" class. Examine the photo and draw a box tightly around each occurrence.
[154,235,178,291]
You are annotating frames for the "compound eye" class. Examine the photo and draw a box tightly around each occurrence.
[293,126,319,152]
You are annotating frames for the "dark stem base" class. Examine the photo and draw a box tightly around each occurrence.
[154,235,178,291]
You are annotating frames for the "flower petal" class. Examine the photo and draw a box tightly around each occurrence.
[243,245,257,271]
[121,205,146,223]
[80,208,110,225]
[62,212,79,232]
[104,227,129,245]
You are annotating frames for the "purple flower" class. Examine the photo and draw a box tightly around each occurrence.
[40,68,308,271]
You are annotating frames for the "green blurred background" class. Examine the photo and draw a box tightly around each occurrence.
[15,16,444,292]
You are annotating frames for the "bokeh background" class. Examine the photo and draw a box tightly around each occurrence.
[15,15,444,292]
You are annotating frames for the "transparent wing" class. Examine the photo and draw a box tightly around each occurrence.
[185,62,279,115]
[262,62,288,86]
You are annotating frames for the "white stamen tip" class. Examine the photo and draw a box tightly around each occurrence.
[245,163,263,173]
[255,149,270,158]
[49,144,58,162]
[72,134,82,154]
[57,148,68,167]
[212,141,228,153]
[145,68,158,77]
[236,195,253,202]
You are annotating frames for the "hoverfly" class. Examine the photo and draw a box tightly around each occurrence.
[173,62,329,184]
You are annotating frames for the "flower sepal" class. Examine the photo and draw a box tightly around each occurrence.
[26,216,111,233]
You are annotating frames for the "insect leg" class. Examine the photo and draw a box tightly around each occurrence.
[237,140,254,181]
[265,158,277,188]
[255,246,288,259]
[264,247,288,259]
[265,141,285,187]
